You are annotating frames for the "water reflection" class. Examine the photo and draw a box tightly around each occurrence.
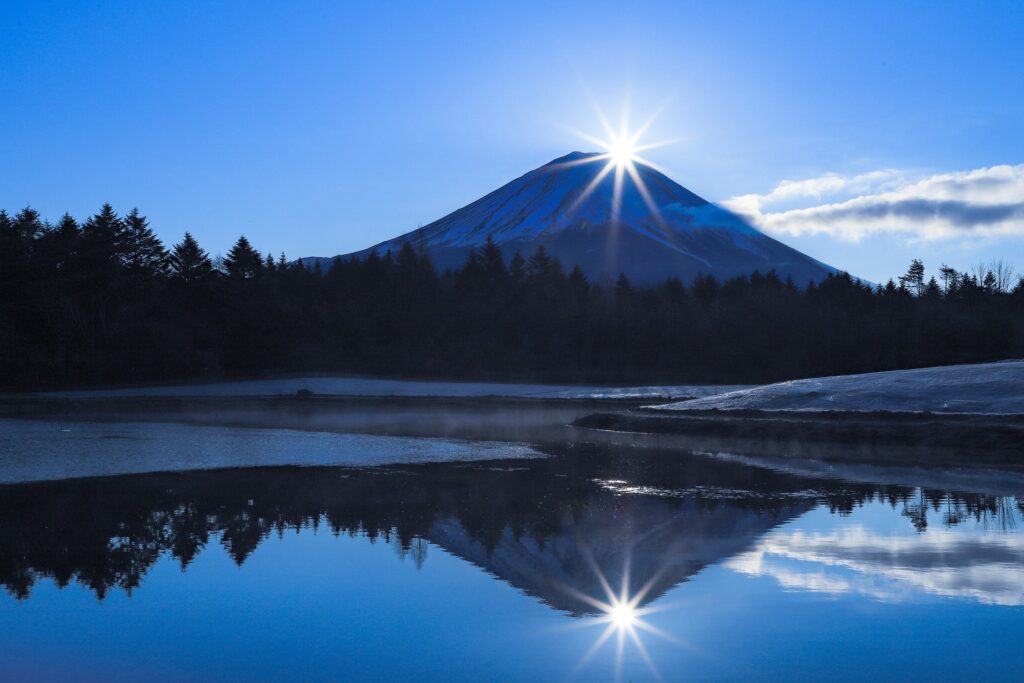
[1,445,1020,610]
[4,443,1024,680]
[0,446,822,603]
[568,558,684,680]
[729,518,1024,605]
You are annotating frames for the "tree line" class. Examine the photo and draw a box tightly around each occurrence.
[2,204,1023,389]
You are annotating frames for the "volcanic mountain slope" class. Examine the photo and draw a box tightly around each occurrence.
[308,151,837,285]
[426,492,809,616]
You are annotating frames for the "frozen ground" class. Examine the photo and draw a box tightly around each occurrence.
[45,377,750,400]
[652,360,1024,416]
[0,419,542,484]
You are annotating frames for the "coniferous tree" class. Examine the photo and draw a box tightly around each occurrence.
[939,264,958,294]
[568,265,589,292]
[509,250,526,283]
[43,214,81,275]
[0,210,27,279]
[0,210,15,258]
[122,208,169,277]
[899,259,926,295]
[13,206,45,242]
[224,235,262,280]
[480,235,507,282]
[169,232,213,283]
[526,245,552,279]
[983,270,997,293]
[80,203,126,271]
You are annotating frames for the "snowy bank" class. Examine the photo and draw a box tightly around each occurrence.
[45,377,750,401]
[651,360,1024,416]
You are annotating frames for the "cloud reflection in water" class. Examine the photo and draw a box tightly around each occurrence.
[728,510,1024,606]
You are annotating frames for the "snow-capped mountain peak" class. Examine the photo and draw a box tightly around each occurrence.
[307,152,837,285]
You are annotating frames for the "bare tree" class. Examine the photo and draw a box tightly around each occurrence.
[990,259,1016,293]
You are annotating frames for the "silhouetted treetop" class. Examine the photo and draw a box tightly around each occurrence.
[224,235,262,279]
[170,232,213,283]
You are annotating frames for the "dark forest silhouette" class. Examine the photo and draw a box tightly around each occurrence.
[2,204,1023,388]
[2,445,1015,600]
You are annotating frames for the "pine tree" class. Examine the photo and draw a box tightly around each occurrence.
[54,213,80,242]
[480,235,507,281]
[122,208,169,277]
[568,265,589,291]
[526,245,552,279]
[224,235,262,279]
[938,264,958,294]
[397,242,419,273]
[0,210,27,276]
[692,273,718,305]
[509,250,526,283]
[983,270,997,293]
[79,203,129,278]
[13,206,44,241]
[898,259,926,296]
[49,214,81,273]
[169,232,213,283]
[5,207,45,286]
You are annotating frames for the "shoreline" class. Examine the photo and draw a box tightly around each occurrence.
[4,393,1022,470]
[573,408,1024,465]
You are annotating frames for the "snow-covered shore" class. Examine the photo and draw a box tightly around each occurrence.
[45,377,750,401]
[651,360,1024,416]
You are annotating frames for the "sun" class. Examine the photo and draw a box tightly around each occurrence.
[608,599,638,628]
[558,99,682,226]
[607,134,637,169]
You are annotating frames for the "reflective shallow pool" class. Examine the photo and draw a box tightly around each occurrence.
[1,436,1023,681]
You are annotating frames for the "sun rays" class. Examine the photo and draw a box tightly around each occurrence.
[558,100,682,234]
[559,544,688,682]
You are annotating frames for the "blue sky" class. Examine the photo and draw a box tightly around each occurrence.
[2,0,1022,282]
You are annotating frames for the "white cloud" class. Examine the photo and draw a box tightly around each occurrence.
[723,164,1024,242]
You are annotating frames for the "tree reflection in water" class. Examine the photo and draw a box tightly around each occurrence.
[1,443,1020,610]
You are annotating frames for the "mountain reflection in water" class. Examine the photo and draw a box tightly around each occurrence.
[2,444,1021,612]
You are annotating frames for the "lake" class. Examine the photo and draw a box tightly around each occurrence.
[1,408,1023,682]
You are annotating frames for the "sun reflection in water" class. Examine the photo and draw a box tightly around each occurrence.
[564,553,683,682]
[608,600,638,628]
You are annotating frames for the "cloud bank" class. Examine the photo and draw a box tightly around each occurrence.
[724,164,1024,242]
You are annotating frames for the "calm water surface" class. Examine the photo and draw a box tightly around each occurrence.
[1,422,1023,681]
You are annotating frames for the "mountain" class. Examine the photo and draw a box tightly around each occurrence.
[426,493,809,616]
[306,151,837,285]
